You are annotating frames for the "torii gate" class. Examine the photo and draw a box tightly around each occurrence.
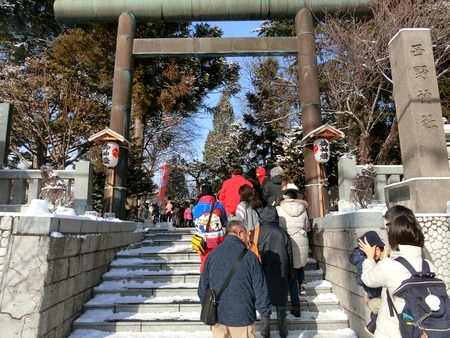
[54,0,377,219]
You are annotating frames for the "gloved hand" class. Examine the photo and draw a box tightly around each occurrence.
[260,315,271,338]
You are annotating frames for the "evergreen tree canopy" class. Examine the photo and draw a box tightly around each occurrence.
[203,93,235,165]
[0,0,67,62]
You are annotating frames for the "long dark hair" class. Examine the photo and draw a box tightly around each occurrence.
[239,184,263,210]
[388,215,424,251]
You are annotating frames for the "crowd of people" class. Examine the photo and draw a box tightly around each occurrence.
[196,164,310,338]
[138,199,198,227]
[145,164,439,338]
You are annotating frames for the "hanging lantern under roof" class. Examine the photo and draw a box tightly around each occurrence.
[102,142,120,167]
[88,127,130,168]
[313,138,330,163]
[301,124,345,164]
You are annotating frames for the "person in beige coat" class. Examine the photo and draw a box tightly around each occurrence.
[276,189,309,317]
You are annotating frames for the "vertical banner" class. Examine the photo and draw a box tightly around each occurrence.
[158,163,172,211]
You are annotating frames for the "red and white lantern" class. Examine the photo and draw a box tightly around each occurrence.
[102,142,120,167]
[313,138,330,163]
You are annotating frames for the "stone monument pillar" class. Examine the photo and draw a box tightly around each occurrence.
[386,28,450,213]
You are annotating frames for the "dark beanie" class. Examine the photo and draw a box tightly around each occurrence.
[358,231,385,248]
[200,185,214,197]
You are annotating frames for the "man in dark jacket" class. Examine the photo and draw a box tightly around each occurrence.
[262,166,284,205]
[257,205,293,338]
[198,220,272,338]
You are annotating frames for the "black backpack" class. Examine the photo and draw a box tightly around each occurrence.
[387,257,450,338]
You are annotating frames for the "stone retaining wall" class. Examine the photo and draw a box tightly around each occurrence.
[309,211,450,338]
[0,215,145,338]
[417,215,450,282]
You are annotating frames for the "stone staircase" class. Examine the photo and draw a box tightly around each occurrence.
[68,226,357,338]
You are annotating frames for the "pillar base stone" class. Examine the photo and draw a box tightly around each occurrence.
[385,178,450,213]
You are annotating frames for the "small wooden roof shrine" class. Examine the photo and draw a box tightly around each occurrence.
[301,124,345,144]
[88,128,130,146]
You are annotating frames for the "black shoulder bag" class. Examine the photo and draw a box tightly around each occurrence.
[200,248,248,325]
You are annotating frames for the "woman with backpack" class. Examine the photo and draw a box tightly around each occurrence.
[192,185,227,272]
[358,215,439,338]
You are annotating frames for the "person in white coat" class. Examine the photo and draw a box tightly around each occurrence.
[276,189,309,317]
[358,214,435,338]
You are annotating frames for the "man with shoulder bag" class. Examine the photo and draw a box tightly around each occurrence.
[198,220,272,338]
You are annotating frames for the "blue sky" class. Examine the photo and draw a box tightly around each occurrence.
[194,21,263,157]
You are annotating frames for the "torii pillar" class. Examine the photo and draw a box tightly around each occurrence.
[296,10,329,218]
[103,12,136,219]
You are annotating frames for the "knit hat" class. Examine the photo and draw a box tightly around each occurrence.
[256,167,266,176]
[270,166,284,177]
[358,231,385,248]
[200,185,214,197]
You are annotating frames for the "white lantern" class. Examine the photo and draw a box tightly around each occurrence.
[313,138,330,163]
[102,142,120,167]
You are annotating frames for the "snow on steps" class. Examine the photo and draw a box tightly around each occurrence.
[69,226,357,338]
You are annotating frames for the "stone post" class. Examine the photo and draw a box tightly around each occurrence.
[386,28,450,213]
[338,155,357,211]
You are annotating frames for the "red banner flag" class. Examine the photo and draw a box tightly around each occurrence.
[158,163,172,210]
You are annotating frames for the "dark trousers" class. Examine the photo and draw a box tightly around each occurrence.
[289,267,305,308]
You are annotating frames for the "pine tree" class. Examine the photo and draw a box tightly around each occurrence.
[203,93,235,165]
[242,57,299,165]
[165,159,190,202]
[0,0,66,63]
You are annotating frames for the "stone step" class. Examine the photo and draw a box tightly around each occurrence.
[145,233,196,240]
[68,226,355,338]
[115,245,198,261]
[93,279,333,298]
[102,268,325,284]
[109,260,201,271]
[142,238,192,246]
[146,227,197,234]
[103,272,200,284]
[114,249,319,271]
[83,293,340,313]
[72,308,350,333]
[70,328,358,338]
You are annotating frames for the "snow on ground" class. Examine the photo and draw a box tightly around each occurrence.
[85,292,338,306]
[69,328,358,338]
[75,308,349,323]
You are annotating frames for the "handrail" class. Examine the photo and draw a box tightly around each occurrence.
[0,161,93,215]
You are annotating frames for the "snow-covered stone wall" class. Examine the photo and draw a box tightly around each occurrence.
[0,215,144,338]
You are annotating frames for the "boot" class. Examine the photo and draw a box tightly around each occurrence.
[364,318,376,336]
[290,306,301,318]
[277,310,288,338]
[299,283,307,295]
